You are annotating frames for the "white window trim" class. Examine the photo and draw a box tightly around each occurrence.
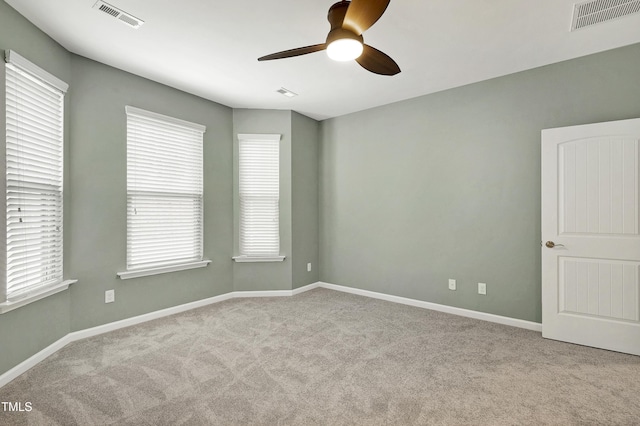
[5,50,68,93]
[125,106,206,132]
[117,260,211,280]
[232,255,285,263]
[1,50,75,313]
[0,280,77,314]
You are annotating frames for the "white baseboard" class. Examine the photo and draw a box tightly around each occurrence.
[69,292,236,342]
[230,282,320,298]
[317,282,542,332]
[231,290,292,298]
[292,282,321,295]
[0,335,73,389]
[0,280,539,388]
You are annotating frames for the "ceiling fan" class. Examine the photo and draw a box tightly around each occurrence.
[258,0,400,76]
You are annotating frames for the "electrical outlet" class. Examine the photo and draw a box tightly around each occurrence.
[307,262,312,272]
[448,279,456,291]
[478,282,487,295]
[105,289,115,303]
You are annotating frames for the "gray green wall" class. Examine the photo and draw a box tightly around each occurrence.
[232,109,293,291]
[0,0,72,376]
[292,112,319,289]
[231,110,320,291]
[68,55,234,331]
[319,43,640,323]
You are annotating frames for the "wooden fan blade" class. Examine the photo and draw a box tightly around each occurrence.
[258,44,326,61]
[356,44,400,76]
[342,0,390,35]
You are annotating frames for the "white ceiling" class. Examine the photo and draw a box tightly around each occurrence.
[6,0,640,120]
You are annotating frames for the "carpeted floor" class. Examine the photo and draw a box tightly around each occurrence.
[1,288,639,425]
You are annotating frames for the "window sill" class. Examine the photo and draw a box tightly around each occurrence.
[0,279,77,314]
[117,260,211,280]
[232,255,286,263]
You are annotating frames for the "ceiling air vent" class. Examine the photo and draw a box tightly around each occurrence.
[92,1,144,29]
[276,88,298,98]
[571,0,640,30]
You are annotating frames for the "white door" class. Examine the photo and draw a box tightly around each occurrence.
[542,118,640,355]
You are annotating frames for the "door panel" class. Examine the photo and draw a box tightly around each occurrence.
[559,258,639,321]
[542,118,640,355]
[559,138,637,235]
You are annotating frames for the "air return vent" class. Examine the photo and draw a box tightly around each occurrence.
[571,0,640,30]
[93,1,144,29]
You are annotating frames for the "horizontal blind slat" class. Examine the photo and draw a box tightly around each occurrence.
[126,108,204,270]
[5,61,66,300]
[238,138,280,256]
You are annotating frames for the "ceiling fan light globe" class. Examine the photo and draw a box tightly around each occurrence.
[327,39,363,61]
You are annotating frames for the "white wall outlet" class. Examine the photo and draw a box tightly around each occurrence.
[448,279,456,291]
[105,289,115,303]
[478,282,487,295]
[307,262,312,272]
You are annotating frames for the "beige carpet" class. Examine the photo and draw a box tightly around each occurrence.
[1,288,639,425]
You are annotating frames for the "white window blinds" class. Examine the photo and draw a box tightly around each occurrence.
[238,134,281,257]
[125,106,205,271]
[5,51,68,301]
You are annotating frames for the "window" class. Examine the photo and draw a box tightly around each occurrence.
[2,50,75,313]
[234,133,283,262]
[118,106,209,279]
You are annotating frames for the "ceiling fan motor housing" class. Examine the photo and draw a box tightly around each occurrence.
[328,1,350,30]
[327,1,362,46]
